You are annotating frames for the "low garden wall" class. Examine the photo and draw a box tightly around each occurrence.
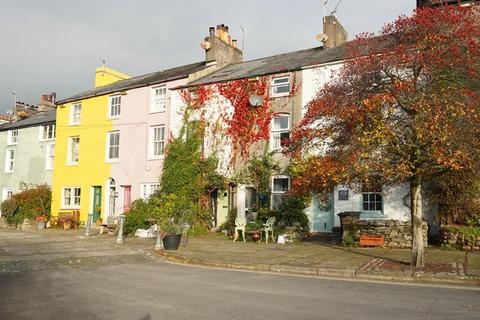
[342,219,428,248]
[440,225,480,251]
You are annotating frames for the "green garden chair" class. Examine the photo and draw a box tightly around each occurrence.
[262,217,276,243]
[233,216,246,242]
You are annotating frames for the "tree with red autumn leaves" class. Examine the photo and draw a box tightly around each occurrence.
[289,5,480,267]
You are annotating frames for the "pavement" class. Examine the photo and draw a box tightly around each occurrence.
[157,233,480,286]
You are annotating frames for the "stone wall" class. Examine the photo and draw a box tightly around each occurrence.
[440,226,480,251]
[343,219,428,248]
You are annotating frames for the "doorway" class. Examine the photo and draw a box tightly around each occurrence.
[91,186,102,223]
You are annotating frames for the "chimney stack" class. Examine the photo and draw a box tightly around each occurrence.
[38,92,56,111]
[201,24,243,67]
[323,15,347,49]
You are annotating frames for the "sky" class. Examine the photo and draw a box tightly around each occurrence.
[0,0,416,113]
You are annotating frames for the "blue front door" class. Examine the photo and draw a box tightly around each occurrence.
[311,193,334,233]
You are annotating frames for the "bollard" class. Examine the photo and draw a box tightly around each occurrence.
[85,213,93,237]
[116,214,125,244]
[154,226,163,250]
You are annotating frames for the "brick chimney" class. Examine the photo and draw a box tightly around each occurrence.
[38,92,56,111]
[323,15,348,49]
[201,24,243,67]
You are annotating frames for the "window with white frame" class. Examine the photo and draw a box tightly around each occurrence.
[150,126,165,158]
[62,187,81,208]
[40,124,55,141]
[271,175,290,210]
[109,95,121,118]
[67,136,80,165]
[270,114,290,151]
[7,130,18,145]
[271,76,291,97]
[140,183,160,200]
[106,131,120,161]
[4,148,15,173]
[70,103,81,125]
[2,188,13,201]
[362,181,383,212]
[45,143,55,170]
[151,86,167,112]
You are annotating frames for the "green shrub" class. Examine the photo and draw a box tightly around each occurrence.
[124,199,153,236]
[443,225,480,246]
[1,184,51,226]
[342,234,359,247]
[275,195,310,234]
[257,206,275,223]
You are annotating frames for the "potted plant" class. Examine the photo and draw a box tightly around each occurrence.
[150,194,192,250]
[35,216,47,230]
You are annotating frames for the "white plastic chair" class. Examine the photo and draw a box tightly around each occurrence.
[233,216,246,242]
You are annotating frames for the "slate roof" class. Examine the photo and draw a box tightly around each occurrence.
[188,45,345,87]
[0,109,56,131]
[57,61,210,105]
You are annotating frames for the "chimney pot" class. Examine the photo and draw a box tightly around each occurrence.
[209,27,215,37]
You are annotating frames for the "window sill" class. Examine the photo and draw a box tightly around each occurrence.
[149,110,166,114]
[66,163,79,167]
[69,123,80,126]
[4,171,13,174]
[147,156,165,161]
[6,143,17,146]
[39,139,55,142]
[45,168,53,171]
[105,159,120,163]
[107,116,121,120]
[271,93,290,98]
[360,211,385,220]
[60,206,81,210]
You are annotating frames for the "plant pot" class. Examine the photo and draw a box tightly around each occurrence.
[360,233,384,247]
[162,234,182,250]
[63,221,72,230]
[36,221,46,230]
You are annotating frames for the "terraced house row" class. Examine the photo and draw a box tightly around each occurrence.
[0,19,432,237]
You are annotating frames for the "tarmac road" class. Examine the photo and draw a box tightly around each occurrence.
[0,230,479,320]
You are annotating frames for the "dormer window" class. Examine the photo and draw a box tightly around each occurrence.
[271,76,291,97]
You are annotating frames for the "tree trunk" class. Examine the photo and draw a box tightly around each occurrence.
[410,177,425,268]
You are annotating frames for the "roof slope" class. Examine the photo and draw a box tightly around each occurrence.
[0,109,56,131]
[57,61,210,105]
[189,45,345,86]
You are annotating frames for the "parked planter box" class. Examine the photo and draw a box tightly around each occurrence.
[360,234,384,247]
[163,234,182,250]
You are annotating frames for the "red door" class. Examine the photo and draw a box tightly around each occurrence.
[123,186,131,213]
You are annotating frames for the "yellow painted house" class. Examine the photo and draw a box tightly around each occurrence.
[51,67,129,223]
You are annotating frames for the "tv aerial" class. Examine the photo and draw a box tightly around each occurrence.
[6,109,14,116]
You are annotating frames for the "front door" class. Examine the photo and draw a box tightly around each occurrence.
[312,193,334,233]
[92,186,102,222]
[123,185,131,213]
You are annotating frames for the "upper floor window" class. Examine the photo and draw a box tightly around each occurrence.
[45,143,55,171]
[70,103,81,125]
[271,175,290,210]
[271,76,291,97]
[106,131,120,161]
[150,126,165,158]
[270,114,290,151]
[7,130,18,145]
[109,95,121,118]
[67,136,80,165]
[40,124,55,141]
[151,86,167,113]
[4,148,15,173]
[362,181,383,212]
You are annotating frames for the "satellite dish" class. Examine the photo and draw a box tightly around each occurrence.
[249,95,264,108]
[316,33,329,43]
[5,109,14,116]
